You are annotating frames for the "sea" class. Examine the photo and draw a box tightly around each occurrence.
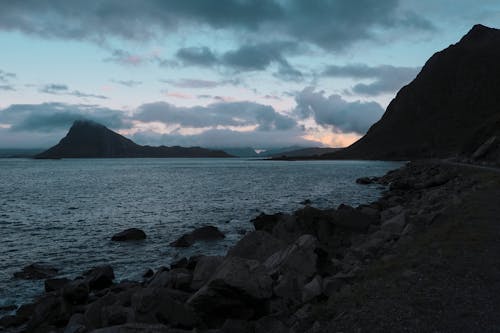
[0,157,402,310]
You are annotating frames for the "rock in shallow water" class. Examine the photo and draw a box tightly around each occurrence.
[111,228,147,241]
[170,226,225,247]
[13,263,58,280]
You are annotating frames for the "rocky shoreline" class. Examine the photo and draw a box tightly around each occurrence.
[0,161,490,332]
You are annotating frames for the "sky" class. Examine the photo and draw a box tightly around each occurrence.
[0,1,499,149]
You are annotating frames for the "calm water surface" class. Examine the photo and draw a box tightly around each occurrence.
[0,158,402,308]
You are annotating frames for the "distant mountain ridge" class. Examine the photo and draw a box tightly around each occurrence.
[35,120,232,159]
[323,24,500,162]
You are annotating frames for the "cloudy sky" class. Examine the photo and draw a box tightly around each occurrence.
[0,0,499,149]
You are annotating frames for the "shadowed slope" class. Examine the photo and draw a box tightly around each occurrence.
[326,24,500,161]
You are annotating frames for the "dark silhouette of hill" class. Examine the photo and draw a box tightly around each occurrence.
[324,24,500,161]
[270,147,340,158]
[35,120,232,159]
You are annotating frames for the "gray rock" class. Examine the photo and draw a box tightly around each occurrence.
[83,265,115,291]
[62,280,90,305]
[255,316,289,333]
[132,287,198,328]
[190,255,223,290]
[64,313,87,333]
[188,257,272,318]
[381,212,407,234]
[170,226,225,247]
[13,263,58,280]
[227,230,286,262]
[148,269,192,291]
[380,205,404,222]
[45,277,70,292]
[264,235,318,302]
[111,228,146,241]
[302,275,323,302]
[331,204,375,232]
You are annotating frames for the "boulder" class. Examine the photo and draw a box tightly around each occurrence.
[264,235,318,302]
[190,256,223,290]
[380,205,404,222]
[45,277,70,292]
[101,305,134,327]
[147,268,192,291]
[84,294,118,330]
[356,176,379,185]
[221,319,255,333]
[227,231,286,262]
[188,257,273,319]
[170,226,225,247]
[254,316,289,333]
[302,275,323,302]
[62,280,90,305]
[131,287,198,328]
[83,265,115,291]
[64,313,87,333]
[13,263,58,280]
[111,228,146,241]
[381,212,407,234]
[330,204,375,232]
[251,212,286,233]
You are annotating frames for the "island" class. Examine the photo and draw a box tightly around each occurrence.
[35,120,232,159]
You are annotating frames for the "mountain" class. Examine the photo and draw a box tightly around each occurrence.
[218,147,260,157]
[35,120,232,159]
[270,147,340,158]
[325,24,500,161]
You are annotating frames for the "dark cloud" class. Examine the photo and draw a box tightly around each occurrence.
[0,69,16,82]
[0,1,433,51]
[176,47,218,66]
[0,85,15,91]
[0,103,129,132]
[39,83,69,93]
[130,127,317,149]
[39,83,108,99]
[161,79,219,89]
[134,101,296,131]
[322,64,420,95]
[111,79,142,87]
[174,42,303,80]
[294,87,384,134]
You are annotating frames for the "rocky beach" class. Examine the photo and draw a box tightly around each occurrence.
[2,159,499,332]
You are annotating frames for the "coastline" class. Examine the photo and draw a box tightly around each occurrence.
[2,160,499,332]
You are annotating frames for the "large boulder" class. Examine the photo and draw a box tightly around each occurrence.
[188,257,273,319]
[190,256,223,291]
[131,287,198,328]
[251,212,288,233]
[45,277,70,292]
[14,263,58,280]
[381,212,407,234]
[227,231,286,262]
[62,280,90,305]
[330,204,376,232]
[264,235,318,303]
[83,265,115,291]
[111,228,146,241]
[147,269,192,291]
[170,226,225,247]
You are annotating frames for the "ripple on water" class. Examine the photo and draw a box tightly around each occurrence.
[0,158,401,306]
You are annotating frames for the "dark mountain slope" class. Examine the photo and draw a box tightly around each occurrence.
[326,24,500,161]
[35,120,232,158]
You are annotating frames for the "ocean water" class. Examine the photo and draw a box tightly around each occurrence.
[0,158,402,309]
